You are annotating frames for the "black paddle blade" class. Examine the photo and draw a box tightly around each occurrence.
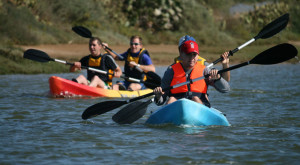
[143,80,160,89]
[255,13,289,39]
[82,100,127,120]
[112,99,152,124]
[145,71,161,87]
[250,43,298,65]
[23,49,52,62]
[72,26,92,38]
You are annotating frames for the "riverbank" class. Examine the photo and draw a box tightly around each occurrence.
[1,42,299,75]
[21,42,300,66]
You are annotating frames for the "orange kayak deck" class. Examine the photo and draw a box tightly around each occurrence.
[49,76,153,98]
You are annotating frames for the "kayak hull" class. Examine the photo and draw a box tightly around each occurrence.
[49,76,152,98]
[145,99,230,126]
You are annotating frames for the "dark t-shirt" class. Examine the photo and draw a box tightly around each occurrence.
[80,54,118,82]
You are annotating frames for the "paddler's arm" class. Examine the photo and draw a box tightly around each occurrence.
[221,52,230,82]
[205,67,230,93]
[130,62,156,72]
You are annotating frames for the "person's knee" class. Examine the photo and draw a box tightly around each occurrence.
[77,75,88,85]
[167,97,177,104]
[112,84,120,90]
[128,83,141,91]
[192,96,203,104]
[89,76,105,88]
[92,76,101,81]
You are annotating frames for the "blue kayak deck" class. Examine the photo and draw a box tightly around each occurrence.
[145,99,230,126]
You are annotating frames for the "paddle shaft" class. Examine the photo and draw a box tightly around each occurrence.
[206,13,289,68]
[53,57,157,85]
[127,61,249,103]
[48,57,109,75]
[25,48,158,85]
[104,46,125,60]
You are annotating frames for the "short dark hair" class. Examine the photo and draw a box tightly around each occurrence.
[89,37,102,45]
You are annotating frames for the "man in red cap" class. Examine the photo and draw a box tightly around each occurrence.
[153,40,230,107]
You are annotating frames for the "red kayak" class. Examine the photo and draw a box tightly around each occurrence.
[49,76,153,98]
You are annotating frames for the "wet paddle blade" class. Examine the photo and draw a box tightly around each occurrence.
[250,43,298,65]
[23,49,52,62]
[112,99,152,124]
[256,13,289,39]
[82,100,127,120]
[72,26,92,38]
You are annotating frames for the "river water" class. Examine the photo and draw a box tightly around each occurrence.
[1,64,300,164]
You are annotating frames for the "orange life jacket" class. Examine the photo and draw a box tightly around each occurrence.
[170,63,207,94]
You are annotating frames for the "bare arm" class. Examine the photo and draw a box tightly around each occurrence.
[221,52,230,82]
[138,63,156,72]
[130,62,156,72]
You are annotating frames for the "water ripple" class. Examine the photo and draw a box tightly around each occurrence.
[1,65,300,164]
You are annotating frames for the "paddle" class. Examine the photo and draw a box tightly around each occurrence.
[111,43,298,124]
[72,26,162,86]
[206,13,289,68]
[23,49,160,89]
[82,43,298,120]
[72,26,124,60]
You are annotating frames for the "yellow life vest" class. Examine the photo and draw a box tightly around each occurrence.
[126,48,147,81]
[174,56,206,65]
[88,56,101,67]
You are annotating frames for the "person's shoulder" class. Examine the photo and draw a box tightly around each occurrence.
[165,65,174,72]
[105,54,116,61]
[162,66,174,78]
[80,55,90,61]
[141,52,151,59]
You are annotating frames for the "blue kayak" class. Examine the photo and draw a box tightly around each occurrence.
[145,99,230,126]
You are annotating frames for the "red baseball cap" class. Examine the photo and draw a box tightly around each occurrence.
[181,40,199,55]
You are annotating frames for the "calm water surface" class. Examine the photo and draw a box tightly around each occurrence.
[1,64,300,164]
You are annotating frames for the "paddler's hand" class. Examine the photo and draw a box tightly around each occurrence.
[153,87,164,99]
[101,42,108,49]
[114,70,122,78]
[209,69,220,80]
[221,52,230,67]
[129,61,138,68]
[73,62,82,70]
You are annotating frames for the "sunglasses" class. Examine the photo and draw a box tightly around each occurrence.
[130,42,140,46]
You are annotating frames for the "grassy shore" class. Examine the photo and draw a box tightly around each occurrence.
[1,42,299,75]
[20,42,300,65]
